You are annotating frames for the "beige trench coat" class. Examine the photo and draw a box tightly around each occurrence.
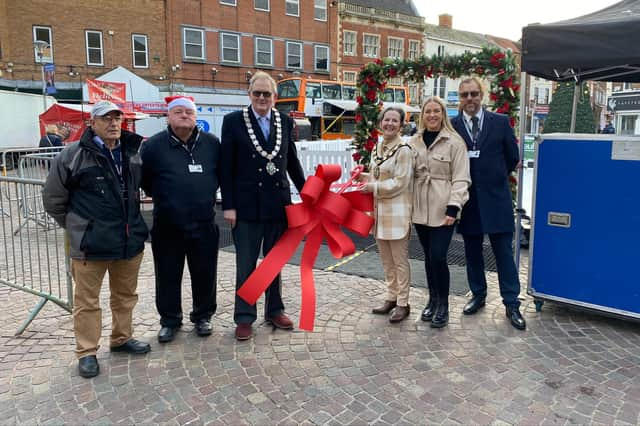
[409,128,471,227]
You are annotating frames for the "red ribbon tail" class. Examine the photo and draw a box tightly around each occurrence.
[237,227,306,305]
[299,227,324,331]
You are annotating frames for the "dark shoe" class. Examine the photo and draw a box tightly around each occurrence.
[78,355,99,378]
[194,320,212,337]
[372,300,397,315]
[463,296,486,315]
[110,338,151,354]
[267,314,294,330]
[157,326,179,343]
[235,323,253,341]
[389,305,410,323]
[506,307,526,330]
[420,299,437,322]
[431,305,449,328]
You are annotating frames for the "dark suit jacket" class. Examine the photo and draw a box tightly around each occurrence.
[220,107,306,222]
[452,110,519,235]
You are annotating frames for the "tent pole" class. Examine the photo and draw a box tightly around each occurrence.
[515,71,527,270]
[570,82,579,132]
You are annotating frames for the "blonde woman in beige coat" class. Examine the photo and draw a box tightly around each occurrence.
[409,96,470,328]
[359,106,415,323]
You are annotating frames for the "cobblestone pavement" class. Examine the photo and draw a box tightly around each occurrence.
[1,245,640,425]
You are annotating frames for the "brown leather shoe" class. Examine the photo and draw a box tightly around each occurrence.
[389,305,410,323]
[372,300,397,315]
[235,323,253,341]
[267,314,294,330]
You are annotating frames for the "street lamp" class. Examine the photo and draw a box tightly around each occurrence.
[33,40,49,111]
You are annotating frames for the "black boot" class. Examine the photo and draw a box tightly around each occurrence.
[431,302,449,328]
[420,297,437,322]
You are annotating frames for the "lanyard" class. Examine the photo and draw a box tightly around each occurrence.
[464,116,482,150]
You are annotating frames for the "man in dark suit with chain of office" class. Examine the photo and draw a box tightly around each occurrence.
[220,71,306,341]
[451,76,526,330]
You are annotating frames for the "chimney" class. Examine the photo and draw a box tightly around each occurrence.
[439,14,452,29]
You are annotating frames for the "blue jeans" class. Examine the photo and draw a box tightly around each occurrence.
[462,232,521,308]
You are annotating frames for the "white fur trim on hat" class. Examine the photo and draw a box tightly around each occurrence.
[167,97,196,111]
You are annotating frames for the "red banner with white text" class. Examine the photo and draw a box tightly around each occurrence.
[86,79,127,104]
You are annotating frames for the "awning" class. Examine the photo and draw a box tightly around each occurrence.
[323,99,358,111]
[323,99,421,114]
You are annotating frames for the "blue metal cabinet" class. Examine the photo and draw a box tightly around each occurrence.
[528,134,640,319]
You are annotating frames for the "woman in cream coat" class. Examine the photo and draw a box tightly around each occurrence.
[360,106,415,323]
[409,96,471,328]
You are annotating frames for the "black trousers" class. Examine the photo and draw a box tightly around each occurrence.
[233,220,286,324]
[414,224,454,306]
[462,232,521,308]
[151,222,219,327]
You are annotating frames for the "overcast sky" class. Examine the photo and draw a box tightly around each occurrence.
[413,0,620,41]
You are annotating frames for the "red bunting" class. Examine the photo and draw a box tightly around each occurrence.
[236,165,374,331]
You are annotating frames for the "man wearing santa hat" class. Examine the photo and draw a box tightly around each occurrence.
[141,95,221,343]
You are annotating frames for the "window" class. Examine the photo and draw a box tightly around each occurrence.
[254,0,269,11]
[286,41,302,69]
[306,82,321,98]
[433,76,446,98]
[437,45,445,57]
[285,0,299,16]
[343,85,356,100]
[388,37,403,59]
[343,31,356,56]
[363,34,379,58]
[322,83,341,100]
[132,34,148,68]
[409,84,419,104]
[408,40,419,60]
[343,71,357,83]
[255,37,273,67]
[314,45,329,72]
[388,77,402,86]
[314,0,327,21]
[221,33,240,63]
[85,30,103,66]
[220,0,236,5]
[183,27,205,60]
[33,26,53,63]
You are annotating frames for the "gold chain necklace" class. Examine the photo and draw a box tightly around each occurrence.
[372,141,407,178]
[243,107,282,175]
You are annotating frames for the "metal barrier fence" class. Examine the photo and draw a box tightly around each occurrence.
[0,175,72,335]
[1,146,64,176]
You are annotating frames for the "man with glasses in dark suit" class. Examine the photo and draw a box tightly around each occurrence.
[451,76,526,330]
[220,71,306,341]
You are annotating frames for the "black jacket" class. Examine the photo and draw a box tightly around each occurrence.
[451,110,519,235]
[140,126,220,230]
[43,128,148,260]
[220,107,305,222]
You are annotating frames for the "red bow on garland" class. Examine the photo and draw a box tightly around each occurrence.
[237,164,374,331]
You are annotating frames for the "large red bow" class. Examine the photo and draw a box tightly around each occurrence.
[237,164,374,331]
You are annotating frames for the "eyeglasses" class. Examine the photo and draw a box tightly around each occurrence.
[459,91,480,98]
[96,115,123,123]
[251,90,272,98]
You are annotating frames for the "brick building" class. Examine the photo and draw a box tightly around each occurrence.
[336,0,424,105]
[0,0,167,101]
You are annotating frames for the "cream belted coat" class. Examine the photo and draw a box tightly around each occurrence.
[409,128,471,227]
[367,135,415,240]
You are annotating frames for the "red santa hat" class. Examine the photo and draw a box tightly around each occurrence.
[165,95,196,111]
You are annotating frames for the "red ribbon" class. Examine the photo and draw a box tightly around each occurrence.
[237,164,374,331]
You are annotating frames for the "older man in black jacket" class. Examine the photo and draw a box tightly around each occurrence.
[141,95,220,344]
[220,71,306,341]
[43,101,150,379]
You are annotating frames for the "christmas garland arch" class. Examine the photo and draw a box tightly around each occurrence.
[353,47,520,166]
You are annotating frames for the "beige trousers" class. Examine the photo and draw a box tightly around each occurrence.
[71,252,143,359]
[376,235,411,307]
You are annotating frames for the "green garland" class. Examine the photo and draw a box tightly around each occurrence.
[353,46,520,166]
